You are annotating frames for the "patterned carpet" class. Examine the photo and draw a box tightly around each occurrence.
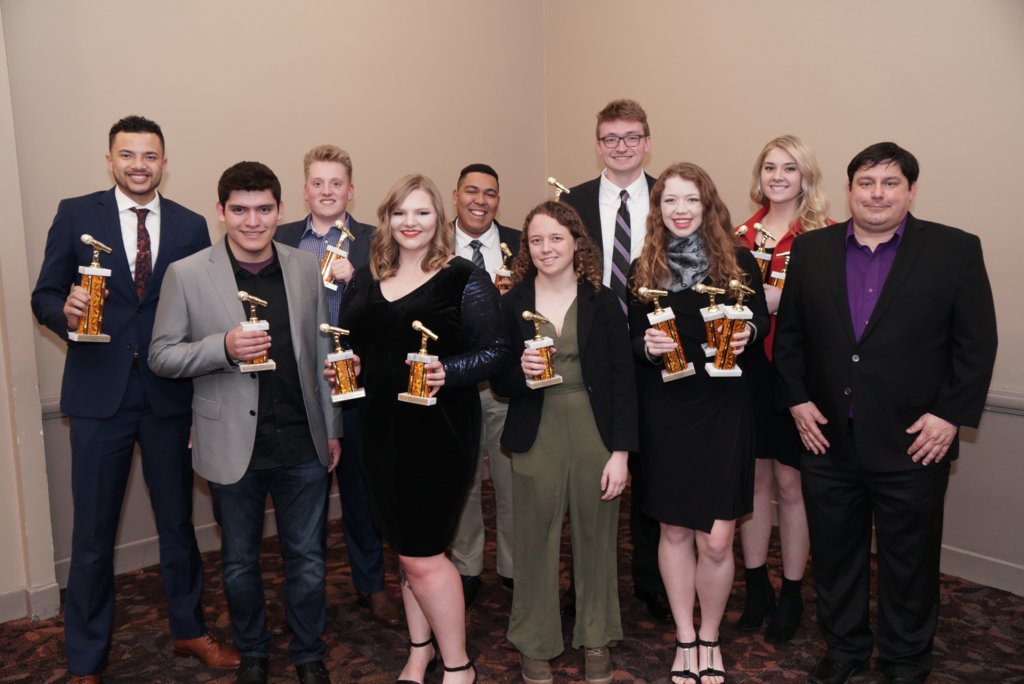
[1,484,1022,683]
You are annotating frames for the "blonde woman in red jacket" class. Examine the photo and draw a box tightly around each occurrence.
[735,135,832,643]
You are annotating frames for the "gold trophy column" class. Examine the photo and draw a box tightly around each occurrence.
[237,291,276,372]
[320,323,365,402]
[319,220,356,291]
[638,287,694,382]
[398,320,439,406]
[693,283,726,358]
[705,279,755,378]
[69,234,113,343]
[522,311,563,389]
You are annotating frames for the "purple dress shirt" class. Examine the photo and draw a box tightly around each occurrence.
[845,218,907,341]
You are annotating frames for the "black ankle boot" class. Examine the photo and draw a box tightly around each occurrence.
[765,577,803,643]
[737,564,775,631]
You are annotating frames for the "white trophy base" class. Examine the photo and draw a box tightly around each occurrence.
[332,388,366,403]
[323,281,339,291]
[397,392,436,406]
[662,364,695,382]
[526,375,563,389]
[647,307,675,325]
[702,343,716,358]
[241,320,270,332]
[705,362,742,377]
[68,332,110,343]
[327,350,354,363]
[240,360,276,373]
[79,266,112,277]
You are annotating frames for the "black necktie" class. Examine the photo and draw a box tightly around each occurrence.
[611,190,631,312]
[469,239,485,270]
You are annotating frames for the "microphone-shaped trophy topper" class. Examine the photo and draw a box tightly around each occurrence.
[734,225,749,237]
[237,290,269,323]
[522,310,553,341]
[411,320,439,354]
[80,233,113,266]
[547,177,570,201]
[727,278,757,310]
[752,222,777,250]
[638,286,668,314]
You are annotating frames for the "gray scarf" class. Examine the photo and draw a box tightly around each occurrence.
[666,232,709,292]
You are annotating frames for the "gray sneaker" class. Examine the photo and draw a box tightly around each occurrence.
[584,646,613,683]
[520,653,553,684]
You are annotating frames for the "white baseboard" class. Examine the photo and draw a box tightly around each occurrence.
[941,544,1024,597]
[0,581,60,622]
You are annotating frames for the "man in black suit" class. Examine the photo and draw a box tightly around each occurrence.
[31,115,238,682]
[563,99,669,623]
[274,144,401,627]
[448,163,520,607]
[773,142,997,684]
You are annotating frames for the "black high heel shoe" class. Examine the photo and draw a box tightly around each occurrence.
[670,639,699,682]
[444,658,477,683]
[396,637,438,684]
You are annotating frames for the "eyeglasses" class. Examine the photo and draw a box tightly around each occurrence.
[598,134,647,149]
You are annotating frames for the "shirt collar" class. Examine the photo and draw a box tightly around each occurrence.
[301,213,349,240]
[599,169,648,203]
[845,216,907,250]
[114,186,161,215]
[454,220,500,250]
[228,240,280,277]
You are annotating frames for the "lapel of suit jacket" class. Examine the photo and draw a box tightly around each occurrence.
[95,188,135,296]
[207,239,247,327]
[858,213,927,344]
[576,281,598,358]
[823,223,857,344]
[278,245,312,367]
[145,196,176,303]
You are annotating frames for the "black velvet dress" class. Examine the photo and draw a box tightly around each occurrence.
[627,249,770,533]
[339,258,512,556]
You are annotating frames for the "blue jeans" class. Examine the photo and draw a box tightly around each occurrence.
[209,457,328,665]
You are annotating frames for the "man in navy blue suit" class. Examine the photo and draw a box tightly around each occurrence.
[274,144,402,627]
[31,115,238,683]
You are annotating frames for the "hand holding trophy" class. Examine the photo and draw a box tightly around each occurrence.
[398,320,439,406]
[237,291,276,372]
[704,278,755,377]
[69,234,113,342]
[638,287,694,382]
[320,323,365,402]
[319,220,356,291]
[521,311,563,389]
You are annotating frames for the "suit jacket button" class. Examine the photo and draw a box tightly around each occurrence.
[249,409,256,416]
[851,354,860,362]
[136,306,143,314]
[843,387,852,396]
[250,373,257,379]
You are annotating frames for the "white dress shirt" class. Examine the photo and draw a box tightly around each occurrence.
[597,171,649,287]
[455,220,502,277]
[114,186,161,277]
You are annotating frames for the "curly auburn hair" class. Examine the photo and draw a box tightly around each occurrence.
[510,201,602,291]
[749,134,830,233]
[369,174,453,280]
[630,162,741,296]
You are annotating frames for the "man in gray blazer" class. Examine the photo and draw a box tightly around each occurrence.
[150,162,341,684]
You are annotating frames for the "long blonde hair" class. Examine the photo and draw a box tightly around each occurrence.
[749,134,829,233]
[630,162,740,296]
[370,174,454,280]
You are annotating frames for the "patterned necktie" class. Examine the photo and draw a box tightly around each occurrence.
[469,239,486,270]
[611,189,631,312]
[130,207,151,300]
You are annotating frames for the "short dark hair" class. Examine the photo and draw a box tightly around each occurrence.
[217,162,282,205]
[108,115,164,151]
[457,163,499,189]
[846,142,919,186]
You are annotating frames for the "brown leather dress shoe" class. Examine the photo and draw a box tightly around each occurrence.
[357,590,402,626]
[69,676,101,684]
[172,632,241,670]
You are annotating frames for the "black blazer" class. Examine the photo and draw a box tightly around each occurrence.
[491,277,639,454]
[564,173,657,254]
[31,188,210,419]
[773,214,997,471]
[275,213,375,269]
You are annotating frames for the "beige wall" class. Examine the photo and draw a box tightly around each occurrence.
[0,0,1021,622]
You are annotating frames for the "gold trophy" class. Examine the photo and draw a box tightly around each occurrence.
[768,251,791,290]
[693,283,726,358]
[237,291,276,372]
[69,234,113,342]
[638,287,694,382]
[705,278,755,377]
[750,222,776,282]
[522,311,563,389]
[319,220,356,291]
[547,176,570,201]
[398,320,439,406]
[320,323,365,402]
[494,242,513,291]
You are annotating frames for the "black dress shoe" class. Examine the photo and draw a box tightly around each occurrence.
[460,574,482,609]
[236,656,269,684]
[764,585,802,643]
[296,660,330,684]
[634,588,673,623]
[807,656,867,684]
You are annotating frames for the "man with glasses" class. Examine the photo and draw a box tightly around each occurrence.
[564,99,671,623]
